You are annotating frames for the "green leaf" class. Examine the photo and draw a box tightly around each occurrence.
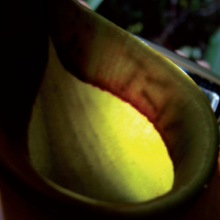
[85,0,104,11]
[205,27,220,75]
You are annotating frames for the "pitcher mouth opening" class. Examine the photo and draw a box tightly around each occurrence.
[25,35,218,218]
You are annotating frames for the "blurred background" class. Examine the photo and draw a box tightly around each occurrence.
[84,0,220,75]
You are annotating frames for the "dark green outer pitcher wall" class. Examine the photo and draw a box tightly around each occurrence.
[0,0,219,219]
